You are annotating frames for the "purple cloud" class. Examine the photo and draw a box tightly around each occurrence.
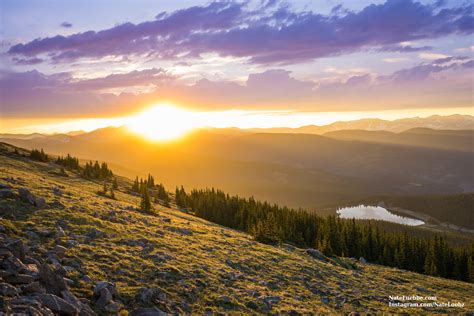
[1,56,473,117]
[7,0,473,65]
[12,57,44,65]
[70,68,174,91]
[60,22,73,28]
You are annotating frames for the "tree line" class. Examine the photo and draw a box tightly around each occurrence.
[131,174,171,212]
[175,187,474,283]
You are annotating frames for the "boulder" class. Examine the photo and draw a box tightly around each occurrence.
[54,245,68,258]
[38,263,69,295]
[4,239,27,261]
[39,293,79,315]
[35,197,47,208]
[104,301,122,313]
[56,226,66,238]
[306,248,327,261]
[0,188,15,198]
[86,228,107,240]
[137,287,167,303]
[0,183,11,189]
[19,187,36,205]
[1,255,28,272]
[0,282,19,296]
[61,290,88,313]
[93,281,117,297]
[4,273,34,285]
[359,257,367,264]
[22,281,44,294]
[96,288,113,307]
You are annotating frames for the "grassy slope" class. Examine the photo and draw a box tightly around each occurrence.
[1,150,473,313]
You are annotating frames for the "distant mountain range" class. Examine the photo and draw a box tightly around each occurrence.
[1,116,472,213]
[249,114,474,134]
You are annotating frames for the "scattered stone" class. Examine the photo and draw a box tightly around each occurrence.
[52,187,63,196]
[0,188,15,198]
[165,226,193,236]
[96,288,113,307]
[359,257,367,264]
[86,228,107,240]
[54,244,67,258]
[38,263,69,295]
[104,301,122,313]
[35,197,46,208]
[22,281,44,294]
[93,281,117,297]
[0,282,19,296]
[4,273,34,284]
[0,183,11,189]
[306,248,327,261]
[137,287,167,303]
[5,239,27,261]
[39,293,79,315]
[130,307,167,316]
[18,187,46,207]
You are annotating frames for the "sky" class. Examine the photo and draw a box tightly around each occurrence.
[0,0,473,133]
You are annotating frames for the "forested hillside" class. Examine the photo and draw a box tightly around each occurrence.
[175,188,474,282]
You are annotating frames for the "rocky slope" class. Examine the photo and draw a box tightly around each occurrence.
[0,144,473,314]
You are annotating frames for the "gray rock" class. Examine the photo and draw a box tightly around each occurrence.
[130,307,167,316]
[4,273,34,284]
[52,187,63,196]
[1,255,28,272]
[0,282,19,296]
[61,290,84,311]
[93,281,117,297]
[39,293,79,315]
[54,245,68,258]
[0,183,11,189]
[5,239,27,261]
[0,188,15,198]
[18,188,46,207]
[19,187,36,205]
[137,287,167,303]
[56,226,66,237]
[165,226,193,236]
[359,257,367,264]
[35,197,46,208]
[38,263,69,295]
[22,281,44,294]
[96,288,113,307]
[306,248,327,261]
[86,228,107,240]
[104,301,122,313]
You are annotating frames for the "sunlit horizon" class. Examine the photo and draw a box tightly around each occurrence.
[1,104,473,138]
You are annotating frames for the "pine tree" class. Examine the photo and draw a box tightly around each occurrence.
[140,186,152,213]
[132,176,140,192]
[424,242,438,276]
[112,178,118,190]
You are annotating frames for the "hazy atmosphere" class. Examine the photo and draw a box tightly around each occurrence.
[0,0,473,315]
[1,0,473,134]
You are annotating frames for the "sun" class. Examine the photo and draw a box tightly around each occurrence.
[126,104,198,141]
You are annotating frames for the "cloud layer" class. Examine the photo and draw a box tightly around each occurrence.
[7,0,473,65]
[2,56,472,117]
